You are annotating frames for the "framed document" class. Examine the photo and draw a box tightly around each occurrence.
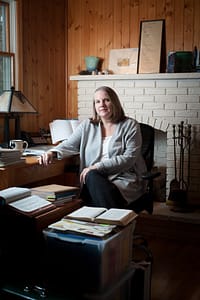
[109,48,138,74]
[137,19,165,74]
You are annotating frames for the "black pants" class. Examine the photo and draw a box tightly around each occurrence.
[80,170,126,209]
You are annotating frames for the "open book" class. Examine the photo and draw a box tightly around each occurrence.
[49,119,80,144]
[0,187,55,216]
[65,206,138,226]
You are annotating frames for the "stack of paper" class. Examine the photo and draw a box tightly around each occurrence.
[0,148,23,167]
[48,219,116,237]
[31,184,80,206]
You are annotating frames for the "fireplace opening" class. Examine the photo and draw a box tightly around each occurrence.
[153,129,167,202]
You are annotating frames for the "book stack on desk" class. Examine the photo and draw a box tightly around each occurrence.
[31,184,80,206]
[0,148,23,166]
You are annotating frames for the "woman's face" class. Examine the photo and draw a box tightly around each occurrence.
[94,90,113,120]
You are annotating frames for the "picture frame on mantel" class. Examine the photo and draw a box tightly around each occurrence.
[109,48,138,74]
[137,19,165,74]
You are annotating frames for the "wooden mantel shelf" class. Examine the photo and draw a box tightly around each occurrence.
[70,72,200,81]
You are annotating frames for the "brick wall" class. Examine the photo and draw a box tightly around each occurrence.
[70,73,200,205]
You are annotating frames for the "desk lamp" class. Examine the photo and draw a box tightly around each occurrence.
[0,86,37,147]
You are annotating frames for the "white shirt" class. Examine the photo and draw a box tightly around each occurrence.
[100,136,112,160]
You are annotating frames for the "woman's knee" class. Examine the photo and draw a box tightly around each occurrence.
[85,169,101,185]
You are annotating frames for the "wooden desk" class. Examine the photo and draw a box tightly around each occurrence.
[0,154,79,190]
[0,198,82,233]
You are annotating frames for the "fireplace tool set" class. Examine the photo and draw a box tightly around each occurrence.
[168,121,192,211]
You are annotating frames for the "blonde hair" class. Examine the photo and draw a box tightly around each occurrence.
[91,86,125,124]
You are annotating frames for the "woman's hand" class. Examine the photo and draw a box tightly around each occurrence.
[80,165,97,184]
[38,151,54,166]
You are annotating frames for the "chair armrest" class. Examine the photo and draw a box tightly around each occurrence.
[141,171,161,181]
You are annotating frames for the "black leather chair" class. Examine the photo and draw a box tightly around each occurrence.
[127,123,161,214]
[129,123,159,289]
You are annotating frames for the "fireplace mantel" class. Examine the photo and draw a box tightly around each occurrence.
[70,72,200,81]
[70,72,200,205]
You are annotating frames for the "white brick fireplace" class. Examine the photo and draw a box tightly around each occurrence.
[70,73,200,205]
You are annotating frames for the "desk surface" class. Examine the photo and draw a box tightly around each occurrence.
[0,154,79,190]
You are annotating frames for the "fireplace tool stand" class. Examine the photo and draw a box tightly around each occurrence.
[167,121,192,212]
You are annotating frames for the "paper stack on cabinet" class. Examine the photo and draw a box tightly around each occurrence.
[48,218,116,237]
[31,184,80,206]
[0,148,23,166]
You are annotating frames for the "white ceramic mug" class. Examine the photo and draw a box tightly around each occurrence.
[9,139,28,152]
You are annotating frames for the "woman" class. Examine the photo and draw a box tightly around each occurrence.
[39,86,147,208]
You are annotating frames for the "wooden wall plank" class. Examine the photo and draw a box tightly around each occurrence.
[113,0,122,48]
[67,0,82,118]
[174,0,184,50]
[138,0,148,21]
[87,0,99,55]
[121,0,131,48]
[193,0,200,50]
[165,0,175,53]
[96,0,105,61]
[183,0,194,50]
[102,0,116,68]
[155,0,166,19]
[129,0,140,47]
[148,0,156,19]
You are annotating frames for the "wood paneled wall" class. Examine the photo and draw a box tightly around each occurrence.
[2,0,198,141]
[67,0,200,118]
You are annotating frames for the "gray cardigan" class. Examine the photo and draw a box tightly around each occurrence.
[53,117,147,204]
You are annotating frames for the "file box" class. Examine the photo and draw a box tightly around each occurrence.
[84,265,136,300]
[43,221,135,293]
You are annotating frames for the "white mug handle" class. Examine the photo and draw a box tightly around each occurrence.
[23,140,28,149]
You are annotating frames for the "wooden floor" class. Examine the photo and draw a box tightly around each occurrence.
[133,201,200,300]
[148,237,200,300]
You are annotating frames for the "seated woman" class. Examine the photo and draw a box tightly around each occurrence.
[39,86,147,209]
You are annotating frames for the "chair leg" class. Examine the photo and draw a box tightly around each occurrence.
[146,198,153,214]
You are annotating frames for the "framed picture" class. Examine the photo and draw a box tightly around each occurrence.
[109,48,138,74]
[137,19,165,74]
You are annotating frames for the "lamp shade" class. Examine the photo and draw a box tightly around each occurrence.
[0,87,38,146]
[0,86,37,114]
